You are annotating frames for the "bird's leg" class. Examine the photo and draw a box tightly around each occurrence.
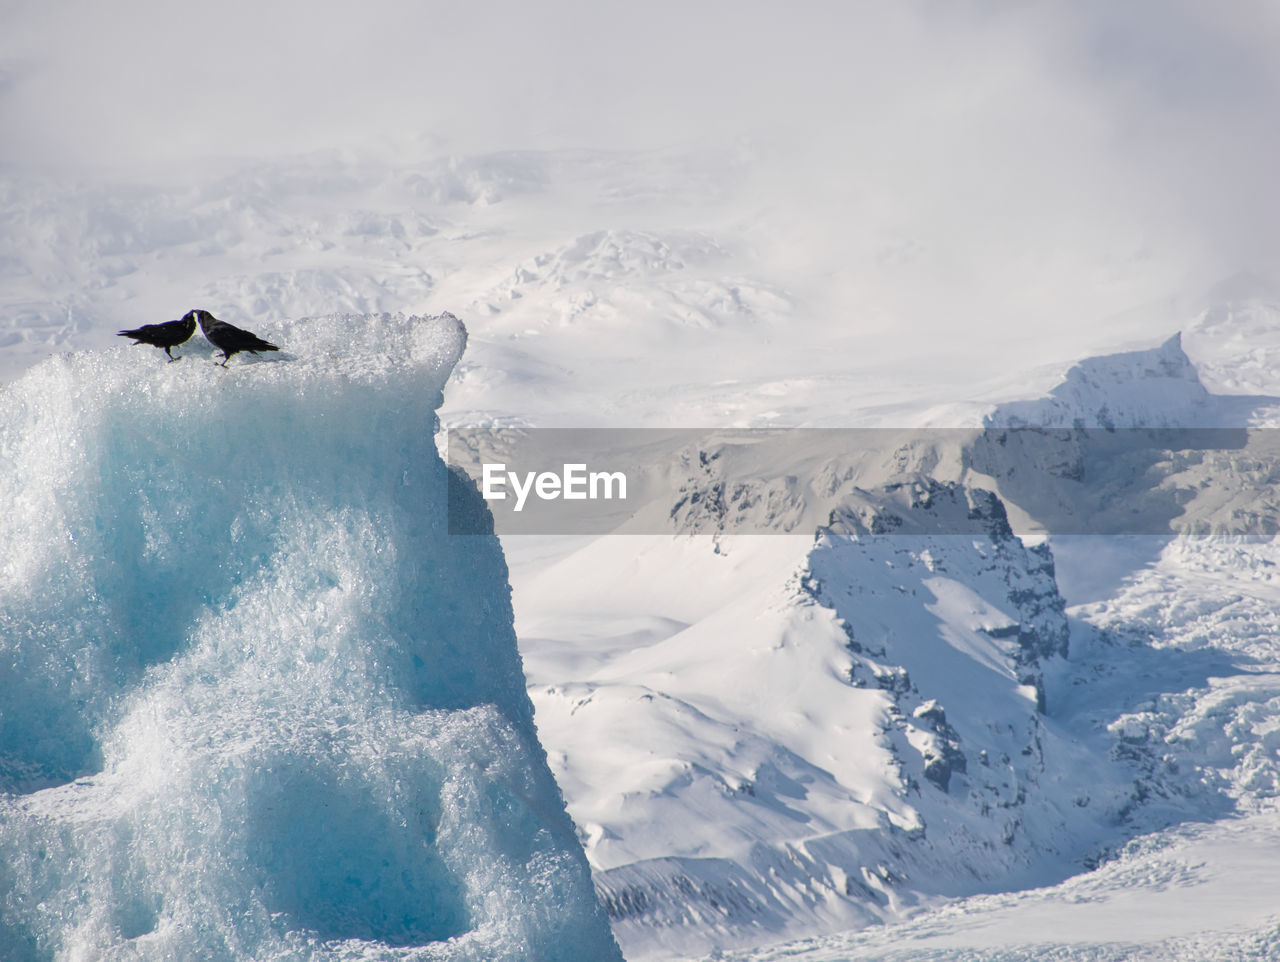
[166,348,182,363]
[217,355,230,368]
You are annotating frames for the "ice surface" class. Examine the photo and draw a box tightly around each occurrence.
[720,810,1280,960]
[0,313,622,960]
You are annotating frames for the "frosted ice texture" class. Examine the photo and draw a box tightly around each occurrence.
[0,313,622,960]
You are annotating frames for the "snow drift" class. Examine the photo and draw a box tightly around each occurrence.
[0,313,622,960]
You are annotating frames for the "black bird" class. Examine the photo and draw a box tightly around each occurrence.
[117,314,197,362]
[190,309,280,366]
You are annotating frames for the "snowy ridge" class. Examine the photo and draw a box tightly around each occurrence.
[474,229,789,331]
[819,479,1069,711]
[982,333,1212,430]
[962,333,1280,537]
[0,314,622,961]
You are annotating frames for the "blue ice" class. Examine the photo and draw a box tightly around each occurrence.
[0,313,622,960]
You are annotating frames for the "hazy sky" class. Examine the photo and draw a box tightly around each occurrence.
[3,1,1279,355]
[3,2,1276,168]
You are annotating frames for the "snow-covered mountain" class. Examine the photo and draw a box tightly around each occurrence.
[537,485,1104,959]
[982,332,1212,430]
[714,524,1280,960]
[512,325,1280,958]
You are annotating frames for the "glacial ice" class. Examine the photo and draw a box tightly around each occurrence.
[0,313,622,960]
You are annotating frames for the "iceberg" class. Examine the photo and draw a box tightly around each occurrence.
[0,313,622,960]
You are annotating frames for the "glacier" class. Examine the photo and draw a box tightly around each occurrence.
[0,313,622,961]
